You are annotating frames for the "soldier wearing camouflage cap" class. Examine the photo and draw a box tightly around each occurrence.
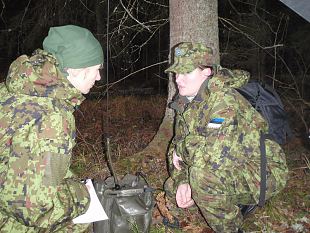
[0,25,103,232]
[163,42,288,232]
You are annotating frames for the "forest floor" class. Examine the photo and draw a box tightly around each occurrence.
[72,95,310,233]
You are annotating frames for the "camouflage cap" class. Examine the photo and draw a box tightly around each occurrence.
[165,42,214,74]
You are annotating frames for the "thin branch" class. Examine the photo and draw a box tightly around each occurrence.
[228,0,242,16]
[110,20,167,60]
[153,73,169,81]
[234,0,277,18]
[1,0,5,24]
[17,0,32,54]
[263,44,283,49]
[20,0,32,27]
[79,0,95,14]
[119,0,151,32]
[100,60,168,91]
[143,0,168,8]
[61,0,68,11]
[219,17,285,60]
[271,15,284,87]
[219,14,306,114]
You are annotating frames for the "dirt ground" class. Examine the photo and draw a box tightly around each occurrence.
[72,95,310,233]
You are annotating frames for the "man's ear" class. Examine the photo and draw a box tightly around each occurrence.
[202,67,213,77]
[66,68,82,78]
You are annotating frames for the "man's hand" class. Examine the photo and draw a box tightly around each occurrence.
[173,150,183,170]
[176,183,194,208]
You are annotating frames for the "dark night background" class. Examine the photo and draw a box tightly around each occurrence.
[0,2,309,232]
[0,0,309,134]
[0,1,309,82]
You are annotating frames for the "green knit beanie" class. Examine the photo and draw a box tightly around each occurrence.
[43,25,103,71]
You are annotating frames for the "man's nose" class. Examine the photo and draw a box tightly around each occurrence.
[96,71,101,81]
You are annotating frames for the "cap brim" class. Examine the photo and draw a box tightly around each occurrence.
[165,63,196,74]
[164,64,178,73]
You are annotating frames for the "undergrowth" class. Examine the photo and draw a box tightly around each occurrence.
[72,95,310,233]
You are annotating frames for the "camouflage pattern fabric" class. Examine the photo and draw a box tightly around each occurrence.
[165,42,214,74]
[165,68,288,232]
[0,49,90,232]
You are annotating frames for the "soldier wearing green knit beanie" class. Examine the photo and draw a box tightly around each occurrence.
[0,25,104,232]
[43,25,103,71]
[43,24,104,94]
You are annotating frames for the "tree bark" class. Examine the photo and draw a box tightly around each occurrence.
[127,0,220,188]
[145,0,220,157]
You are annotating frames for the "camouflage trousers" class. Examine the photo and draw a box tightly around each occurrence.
[0,210,90,233]
[164,173,282,233]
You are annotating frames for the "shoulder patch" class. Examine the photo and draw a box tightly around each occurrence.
[207,118,224,129]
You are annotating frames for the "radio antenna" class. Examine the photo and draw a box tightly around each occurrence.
[104,0,120,188]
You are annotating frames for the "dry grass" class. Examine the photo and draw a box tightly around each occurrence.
[71,95,166,179]
[243,145,310,232]
[71,95,310,233]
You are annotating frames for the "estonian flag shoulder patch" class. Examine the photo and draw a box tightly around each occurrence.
[207,118,224,129]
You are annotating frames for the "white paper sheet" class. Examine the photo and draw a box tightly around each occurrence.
[73,179,108,224]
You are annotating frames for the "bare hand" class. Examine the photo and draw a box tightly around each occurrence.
[176,183,194,208]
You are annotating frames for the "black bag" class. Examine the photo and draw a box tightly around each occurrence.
[93,174,155,233]
[236,80,292,144]
[236,80,292,206]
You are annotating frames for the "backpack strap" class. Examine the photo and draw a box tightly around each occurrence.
[258,132,273,207]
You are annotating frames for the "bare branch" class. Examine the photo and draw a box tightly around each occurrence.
[1,0,5,24]
[101,60,168,91]
[119,0,152,32]
[79,0,95,14]
[142,0,168,8]
[20,0,32,27]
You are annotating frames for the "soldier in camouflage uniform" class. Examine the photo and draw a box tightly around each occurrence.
[0,25,103,232]
[164,42,288,232]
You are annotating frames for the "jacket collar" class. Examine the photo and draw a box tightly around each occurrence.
[5,49,85,108]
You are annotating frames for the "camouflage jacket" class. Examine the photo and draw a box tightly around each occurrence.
[0,50,90,231]
[168,68,288,202]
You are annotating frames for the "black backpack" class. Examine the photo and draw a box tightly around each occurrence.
[236,80,292,145]
[235,80,292,207]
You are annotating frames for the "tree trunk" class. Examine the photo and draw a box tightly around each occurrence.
[144,0,220,157]
[126,0,220,188]
[169,0,220,61]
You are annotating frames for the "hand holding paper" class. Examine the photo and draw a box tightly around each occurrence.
[73,179,108,224]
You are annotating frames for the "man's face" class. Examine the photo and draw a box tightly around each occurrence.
[175,68,210,97]
[67,64,102,94]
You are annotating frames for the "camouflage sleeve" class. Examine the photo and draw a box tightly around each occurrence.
[1,111,90,230]
[167,142,189,190]
[167,112,191,190]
